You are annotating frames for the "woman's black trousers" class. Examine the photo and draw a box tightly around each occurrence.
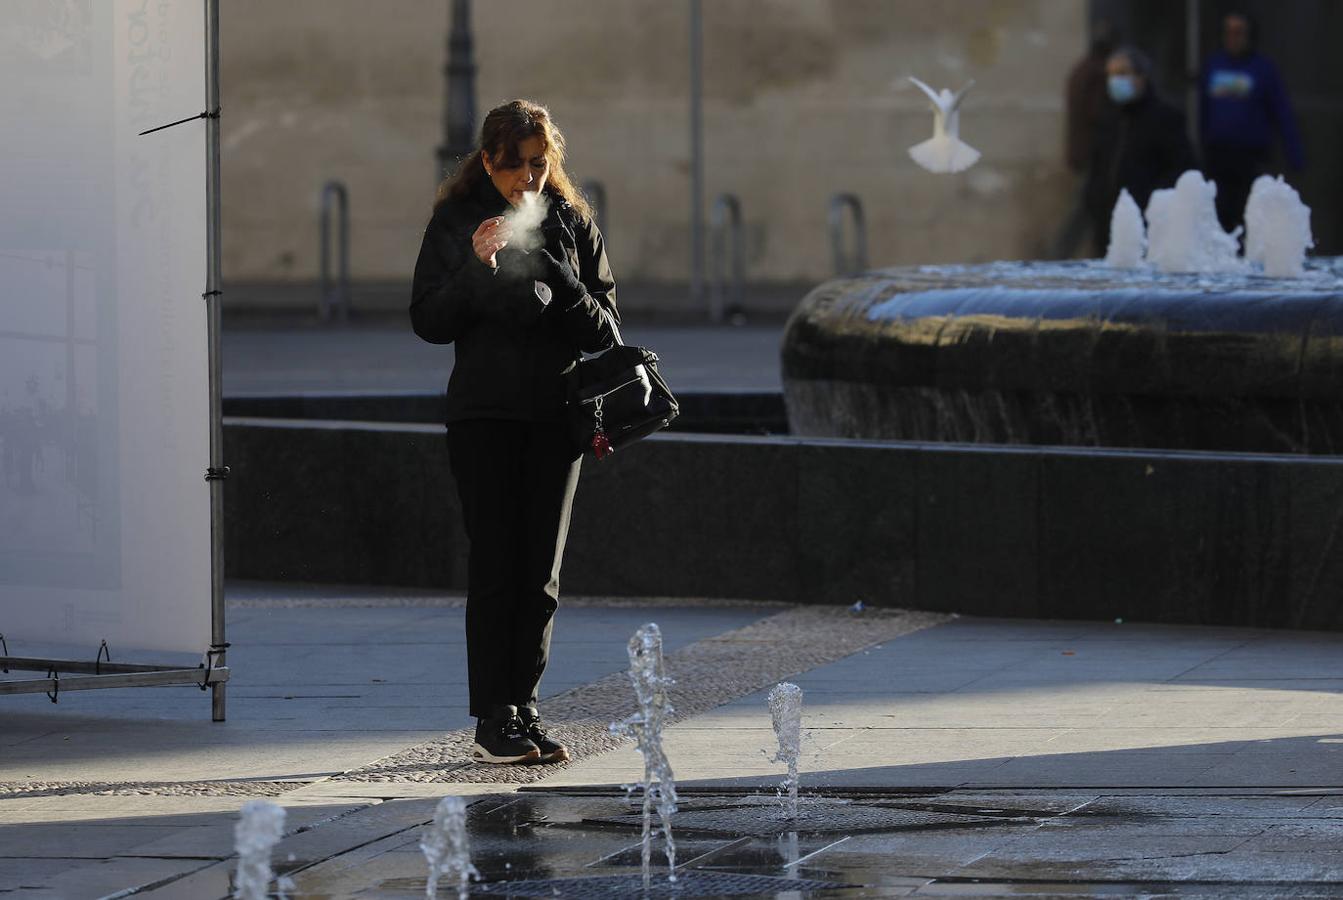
[447,419,582,718]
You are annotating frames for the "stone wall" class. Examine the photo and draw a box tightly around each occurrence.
[220,1,1084,295]
[223,420,1343,631]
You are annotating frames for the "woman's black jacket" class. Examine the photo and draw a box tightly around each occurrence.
[1085,90,1196,250]
[410,177,619,424]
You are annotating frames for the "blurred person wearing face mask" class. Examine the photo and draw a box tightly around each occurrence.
[1084,46,1195,256]
[1199,10,1304,233]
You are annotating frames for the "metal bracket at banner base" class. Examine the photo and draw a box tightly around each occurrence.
[205,465,229,481]
[0,661,230,698]
[198,643,229,691]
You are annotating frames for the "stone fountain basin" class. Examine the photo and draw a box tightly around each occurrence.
[782,259,1343,454]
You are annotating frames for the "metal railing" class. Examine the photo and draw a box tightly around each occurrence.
[829,193,868,277]
[319,180,350,322]
[581,179,607,230]
[709,193,744,323]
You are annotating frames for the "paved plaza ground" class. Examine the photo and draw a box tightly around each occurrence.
[221,319,786,395]
[3,582,1343,897]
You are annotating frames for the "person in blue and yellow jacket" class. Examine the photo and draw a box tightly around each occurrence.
[1199,10,1305,233]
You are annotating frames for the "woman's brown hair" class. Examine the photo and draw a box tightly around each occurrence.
[435,99,593,222]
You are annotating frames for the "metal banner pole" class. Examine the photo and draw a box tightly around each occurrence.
[204,0,228,723]
[689,0,704,306]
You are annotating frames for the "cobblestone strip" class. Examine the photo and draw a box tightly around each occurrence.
[331,606,949,785]
[0,779,306,799]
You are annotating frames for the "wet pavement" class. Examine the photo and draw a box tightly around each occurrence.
[137,789,1343,897]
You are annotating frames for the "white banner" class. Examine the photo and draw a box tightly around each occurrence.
[0,1,210,656]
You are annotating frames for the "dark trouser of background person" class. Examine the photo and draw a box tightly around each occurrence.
[1204,143,1268,234]
[447,419,581,720]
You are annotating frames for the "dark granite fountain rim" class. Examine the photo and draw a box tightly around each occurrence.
[781,256,1343,411]
[847,257,1343,296]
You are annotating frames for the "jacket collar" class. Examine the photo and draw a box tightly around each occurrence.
[470,175,510,217]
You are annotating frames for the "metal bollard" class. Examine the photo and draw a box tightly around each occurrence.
[319,180,350,322]
[709,193,744,324]
[829,193,868,277]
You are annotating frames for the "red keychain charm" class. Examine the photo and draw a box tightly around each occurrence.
[591,396,613,459]
[591,430,613,460]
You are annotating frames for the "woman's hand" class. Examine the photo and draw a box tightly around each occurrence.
[471,217,511,267]
[534,248,585,308]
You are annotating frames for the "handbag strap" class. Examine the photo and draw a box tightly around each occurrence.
[603,304,625,348]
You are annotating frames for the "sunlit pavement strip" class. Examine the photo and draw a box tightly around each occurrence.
[536,617,1343,794]
[327,607,948,785]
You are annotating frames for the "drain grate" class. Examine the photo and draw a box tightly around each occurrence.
[471,871,851,897]
[585,801,1005,836]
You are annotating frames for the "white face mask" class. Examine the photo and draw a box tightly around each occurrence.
[1107,74,1138,104]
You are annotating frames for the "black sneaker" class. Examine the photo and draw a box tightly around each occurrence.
[518,705,570,763]
[472,704,540,764]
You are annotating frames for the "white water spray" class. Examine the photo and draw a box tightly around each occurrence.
[421,795,478,899]
[782,829,800,881]
[610,623,679,888]
[768,682,804,819]
[1144,170,1243,274]
[1104,189,1146,268]
[233,800,286,900]
[1245,174,1314,277]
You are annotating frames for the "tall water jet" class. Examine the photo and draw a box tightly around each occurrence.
[1245,174,1314,277]
[768,682,804,819]
[610,623,679,888]
[1103,189,1146,268]
[234,800,286,900]
[421,795,478,899]
[1144,170,1243,274]
[782,829,801,882]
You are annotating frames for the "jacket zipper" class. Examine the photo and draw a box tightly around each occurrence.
[579,374,643,405]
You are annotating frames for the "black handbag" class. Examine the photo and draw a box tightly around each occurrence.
[566,319,678,459]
